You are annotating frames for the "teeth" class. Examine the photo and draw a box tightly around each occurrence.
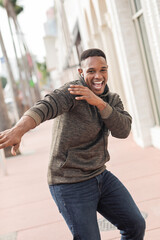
[93,81,102,84]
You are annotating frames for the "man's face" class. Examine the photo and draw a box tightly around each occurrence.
[80,56,108,95]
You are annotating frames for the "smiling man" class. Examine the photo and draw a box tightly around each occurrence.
[68,51,109,111]
[78,53,108,94]
[0,49,145,240]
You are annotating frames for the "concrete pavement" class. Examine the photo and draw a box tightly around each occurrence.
[0,120,160,240]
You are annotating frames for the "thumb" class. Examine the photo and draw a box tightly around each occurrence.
[11,144,20,156]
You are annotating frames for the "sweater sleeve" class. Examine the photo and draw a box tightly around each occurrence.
[24,83,76,126]
[99,93,132,138]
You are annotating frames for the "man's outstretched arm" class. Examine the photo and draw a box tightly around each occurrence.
[0,116,36,155]
[0,83,76,156]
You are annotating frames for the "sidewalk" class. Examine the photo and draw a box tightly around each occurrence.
[0,120,160,240]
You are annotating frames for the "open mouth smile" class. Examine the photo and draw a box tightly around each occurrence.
[92,81,104,90]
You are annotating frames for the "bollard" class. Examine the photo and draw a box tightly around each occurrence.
[0,149,7,176]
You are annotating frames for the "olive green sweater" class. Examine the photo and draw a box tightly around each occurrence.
[24,79,132,184]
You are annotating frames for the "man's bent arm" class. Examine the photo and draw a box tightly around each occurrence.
[99,94,132,139]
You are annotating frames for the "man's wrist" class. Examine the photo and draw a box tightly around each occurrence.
[96,99,107,111]
[14,116,37,137]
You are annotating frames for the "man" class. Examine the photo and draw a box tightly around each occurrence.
[0,49,145,239]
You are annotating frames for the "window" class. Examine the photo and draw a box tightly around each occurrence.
[130,0,160,125]
[134,0,141,11]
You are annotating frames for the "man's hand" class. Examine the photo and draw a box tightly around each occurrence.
[0,127,22,156]
[68,85,106,111]
[0,115,37,156]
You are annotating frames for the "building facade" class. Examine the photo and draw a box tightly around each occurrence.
[47,0,160,149]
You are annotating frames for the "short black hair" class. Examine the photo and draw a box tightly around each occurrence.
[80,48,106,65]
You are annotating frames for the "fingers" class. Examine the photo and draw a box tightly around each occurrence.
[0,140,20,155]
[68,84,98,105]
[75,96,87,100]
[68,85,88,96]
[0,132,5,139]
[0,130,10,142]
[0,131,21,152]
[69,85,85,88]
[0,135,9,148]
[0,141,10,149]
[11,144,20,156]
[69,90,83,95]
[0,128,21,156]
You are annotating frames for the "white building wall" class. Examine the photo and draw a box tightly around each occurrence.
[141,0,160,149]
[107,0,156,147]
[43,36,58,71]
[142,0,160,91]
[78,0,160,148]
[53,0,160,149]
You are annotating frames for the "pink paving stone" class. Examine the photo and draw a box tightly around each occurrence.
[0,198,64,235]
[125,173,160,203]
[138,199,160,230]
[144,228,160,240]
[17,222,72,240]
[108,156,160,181]
[100,229,120,239]
[17,221,122,240]
[0,181,50,209]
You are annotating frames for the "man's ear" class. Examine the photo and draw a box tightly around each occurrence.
[78,68,83,77]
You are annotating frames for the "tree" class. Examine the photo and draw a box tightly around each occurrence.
[1,0,31,109]
[0,29,19,121]
[0,74,13,157]
[0,29,21,157]
[6,0,41,101]
[0,0,34,110]
[0,0,41,110]
[0,76,7,88]
[36,61,50,86]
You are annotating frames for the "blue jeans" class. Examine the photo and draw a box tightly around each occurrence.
[49,170,145,240]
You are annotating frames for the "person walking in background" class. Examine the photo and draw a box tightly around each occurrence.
[0,48,145,239]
